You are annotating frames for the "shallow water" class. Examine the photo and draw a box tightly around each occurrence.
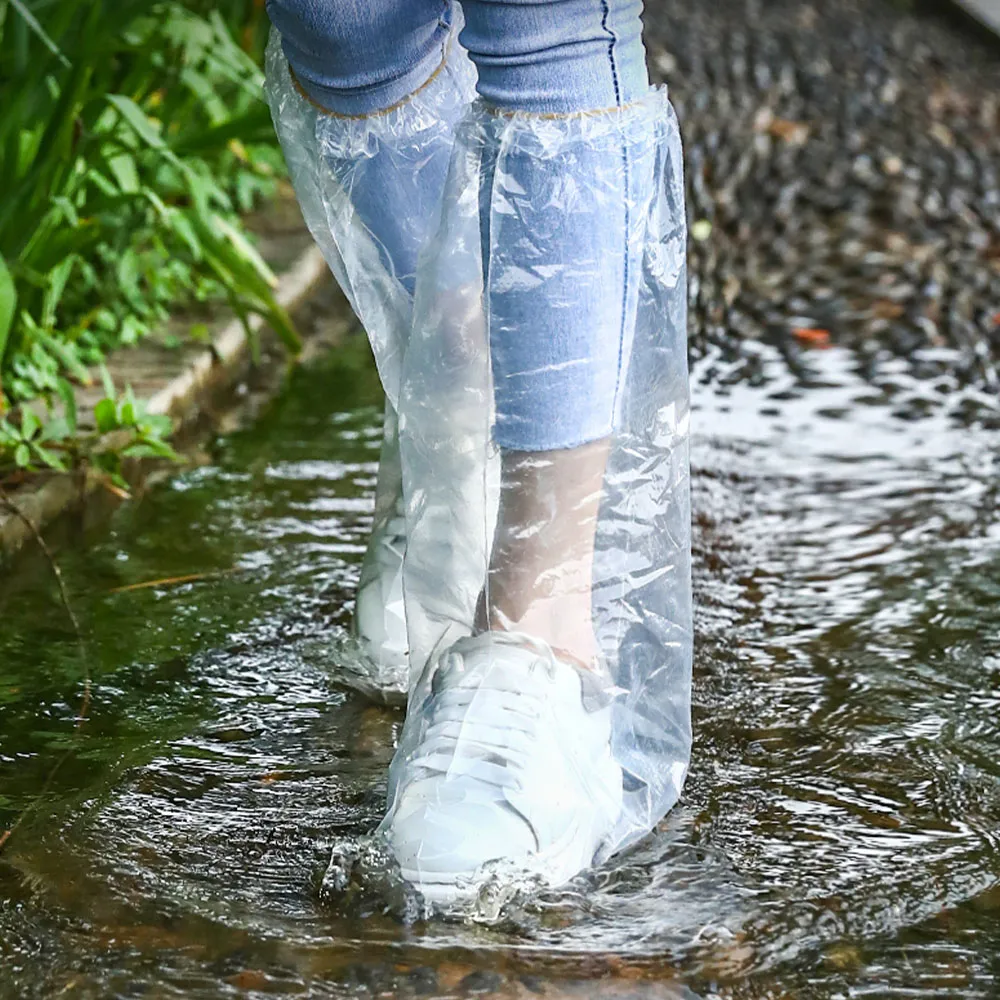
[2,319,1000,999]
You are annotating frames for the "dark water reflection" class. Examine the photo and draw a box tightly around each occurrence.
[1,329,999,998]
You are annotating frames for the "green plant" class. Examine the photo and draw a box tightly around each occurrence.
[0,406,71,471]
[90,369,180,489]
[0,0,298,427]
[0,367,179,490]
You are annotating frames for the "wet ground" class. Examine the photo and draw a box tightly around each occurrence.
[2,290,1000,997]
[3,0,1000,996]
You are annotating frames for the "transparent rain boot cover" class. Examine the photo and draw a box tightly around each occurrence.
[264,26,478,699]
[387,92,692,867]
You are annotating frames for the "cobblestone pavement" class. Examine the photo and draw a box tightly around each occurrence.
[646,0,1000,424]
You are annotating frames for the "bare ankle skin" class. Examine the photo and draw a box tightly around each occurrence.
[474,438,610,669]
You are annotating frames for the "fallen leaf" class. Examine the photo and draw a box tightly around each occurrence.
[768,117,810,145]
[435,963,477,990]
[100,479,131,501]
[824,943,862,971]
[228,970,273,990]
[107,569,237,594]
[792,326,832,348]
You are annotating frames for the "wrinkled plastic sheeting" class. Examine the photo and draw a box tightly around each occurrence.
[265,25,692,859]
[391,93,692,857]
[264,26,478,682]
[263,27,475,409]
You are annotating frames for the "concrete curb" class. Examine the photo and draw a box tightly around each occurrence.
[146,245,328,427]
[0,242,329,563]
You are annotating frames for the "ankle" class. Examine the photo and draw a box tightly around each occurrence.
[476,590,600,670]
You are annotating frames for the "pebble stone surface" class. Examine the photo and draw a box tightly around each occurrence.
[646,0,1000,425]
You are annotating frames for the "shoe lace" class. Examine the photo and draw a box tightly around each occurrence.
[410,645,556,794]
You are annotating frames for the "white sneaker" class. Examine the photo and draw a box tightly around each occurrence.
[384,632,623,903]
[353,494,409,675]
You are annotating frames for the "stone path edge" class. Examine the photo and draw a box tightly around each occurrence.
[0,243,329,564]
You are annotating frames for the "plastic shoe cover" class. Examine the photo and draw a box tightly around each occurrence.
[384,632,623,903]
[264,26,475,409]
[390,90,691,883]
[352,508,406,667]
[353,402,408,684]
[352,397,499,701]
[264,24,485,685]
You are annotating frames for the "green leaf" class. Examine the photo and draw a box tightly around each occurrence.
[120,391,136,427]
[31,326,91,384]
[9,0,72,68]
[183,168,230,217]
[213,214,277,288]
[170,105,277,156]
[94,397,118,434]
[20,407,41,440]
[0,254,15,363]
[30,443,67,471]
[141,187,168,219]
[107,93,166,150]
[117,251,143,312]
[123,439,179,461]
[55,377,78,434]
[107,152,140,194]
[14,442,30,468]
[83,166,120,198]
[42,255,76,330]
[168,210,202,261]
[99,362,115,400]
[40,416,72,442]
[119,314,145,346]
[179,67,227,124]
[50,196,80,229]
[138,412,172,438]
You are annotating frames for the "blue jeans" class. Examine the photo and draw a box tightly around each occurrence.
[265,0,652,451]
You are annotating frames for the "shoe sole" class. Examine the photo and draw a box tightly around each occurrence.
[395,807,608,905]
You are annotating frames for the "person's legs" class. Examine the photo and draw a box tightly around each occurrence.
[264,0,477,685]
[266,0,648,675]
[267,0,691,902]
[461,0,648,114]
[387,0,690,901]
[267,0,453,117]
[461,0,650,669]
[266,0,466,294]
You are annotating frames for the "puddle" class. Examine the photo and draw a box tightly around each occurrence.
[2,328,1000,998]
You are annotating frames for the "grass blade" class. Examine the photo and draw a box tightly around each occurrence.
[9,0,71,68]
[0,255,15,364]
[106,93,166,150]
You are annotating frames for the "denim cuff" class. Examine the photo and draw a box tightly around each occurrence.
[292,41,449,118]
